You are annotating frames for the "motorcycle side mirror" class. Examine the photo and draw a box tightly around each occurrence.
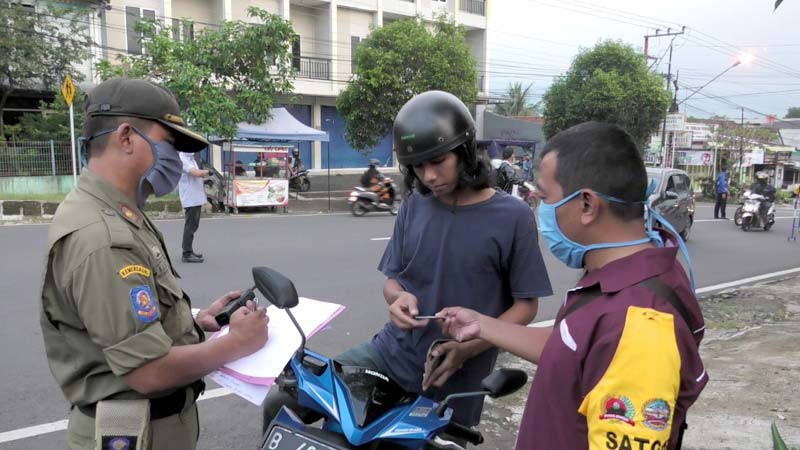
[252,266,300,309]
[665,191,679,200]
[435,369,528,417]
[481,368,528,398]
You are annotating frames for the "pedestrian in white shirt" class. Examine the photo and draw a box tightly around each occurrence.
[179,152,209,263]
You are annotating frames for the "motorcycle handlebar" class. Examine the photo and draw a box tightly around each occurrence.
[443,421,484,446]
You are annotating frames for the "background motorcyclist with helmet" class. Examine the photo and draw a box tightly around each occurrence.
[361,158,392,202]
[290,148,304,174]
[751,171,776,218]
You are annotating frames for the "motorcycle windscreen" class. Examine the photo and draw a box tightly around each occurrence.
[335,365,413,428]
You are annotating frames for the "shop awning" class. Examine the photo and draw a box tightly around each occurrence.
[210,108,329,142]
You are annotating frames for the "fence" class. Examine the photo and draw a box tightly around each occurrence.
[296,56,331,81]
[0,141,75,177]
[460,0,486,15]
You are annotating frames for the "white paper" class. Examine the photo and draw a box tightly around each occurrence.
[210,297,345,384]
[207,370,272,406]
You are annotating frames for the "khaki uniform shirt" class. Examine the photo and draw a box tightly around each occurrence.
[40,170,202,407]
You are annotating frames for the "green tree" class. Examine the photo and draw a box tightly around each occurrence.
[712,122,778,150]
[785,107,800,119]
[542,40,671,146]
[495,82,542,117]
[0,1,92,138]
[337,18,478,151]
[96,7,295,140]
[13,90,86,141]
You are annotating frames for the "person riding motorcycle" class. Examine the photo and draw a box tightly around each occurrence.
[290,148,305,175]
[361,158,392,203]
[750,171,776,218]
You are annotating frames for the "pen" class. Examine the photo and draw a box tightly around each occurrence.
[414,315,443,320]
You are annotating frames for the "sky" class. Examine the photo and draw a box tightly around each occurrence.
[487,0,800,121]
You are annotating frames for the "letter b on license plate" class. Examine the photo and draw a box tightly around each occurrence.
[263,425,340,450]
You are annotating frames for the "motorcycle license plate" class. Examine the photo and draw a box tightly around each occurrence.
[263,425,340,450]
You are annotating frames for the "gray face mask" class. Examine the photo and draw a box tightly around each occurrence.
[132,127,182,209]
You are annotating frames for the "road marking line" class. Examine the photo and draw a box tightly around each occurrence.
[528,267,800,328]
[6,266,800,443]
[695,267,800,294]
[695,217,792,223]
[0,388,232,444]
[0,420,68,443]
[370,237,391,241]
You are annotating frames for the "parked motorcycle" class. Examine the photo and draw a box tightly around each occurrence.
[289,168,311,192]
[348,177,398,216]
[736,190,775,232]
[201,162,227,212]
[250,266,528,450]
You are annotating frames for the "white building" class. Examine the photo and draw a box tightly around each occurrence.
[57,0,490,169]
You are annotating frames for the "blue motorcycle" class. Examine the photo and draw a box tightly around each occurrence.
[249,267,528,450]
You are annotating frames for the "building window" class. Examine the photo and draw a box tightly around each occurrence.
[171,18,194,42]
[292,35,301,71]
[126,6,156,55]
[351,36,361,74]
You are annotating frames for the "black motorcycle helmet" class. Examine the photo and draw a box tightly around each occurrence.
[393,91,487,194]
[393,91,476,167]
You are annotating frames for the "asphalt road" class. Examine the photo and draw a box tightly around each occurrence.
[1,202,798,450]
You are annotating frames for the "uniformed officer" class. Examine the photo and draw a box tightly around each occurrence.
[39,78,269,450]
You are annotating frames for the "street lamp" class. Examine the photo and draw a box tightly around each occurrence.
[660,53,753,169]
[678,53,752,106]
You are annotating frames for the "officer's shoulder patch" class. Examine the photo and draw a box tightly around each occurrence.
[129,285,159,324]
[102,435,138,450]
[119,265,151,279]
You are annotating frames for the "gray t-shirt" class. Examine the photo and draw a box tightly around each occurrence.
[374,190,553,425]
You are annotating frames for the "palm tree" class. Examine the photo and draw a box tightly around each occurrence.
[494,82,542,117]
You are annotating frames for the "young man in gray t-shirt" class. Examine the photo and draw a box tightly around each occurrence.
[337,91,553,427]
[261,91,552,434]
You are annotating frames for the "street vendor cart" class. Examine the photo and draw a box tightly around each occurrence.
[208,108,330,214]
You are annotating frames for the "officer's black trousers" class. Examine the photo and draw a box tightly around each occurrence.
[182,206,202,256]
[714,193,727,219]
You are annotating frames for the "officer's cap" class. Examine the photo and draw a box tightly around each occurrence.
[85,78,209,153]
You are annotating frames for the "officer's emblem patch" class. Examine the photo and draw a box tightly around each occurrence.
[600,395,635,426]
[642,399,671,431]
[130,286,159,323]
[102,435,137,450]
[118,203,139,222]
[118,265,151,279]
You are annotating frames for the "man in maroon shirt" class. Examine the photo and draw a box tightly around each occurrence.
[438,122,707,450]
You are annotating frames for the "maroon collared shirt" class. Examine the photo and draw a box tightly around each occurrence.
[516,244,707,450]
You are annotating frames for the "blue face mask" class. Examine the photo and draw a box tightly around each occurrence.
[537,181,695,290]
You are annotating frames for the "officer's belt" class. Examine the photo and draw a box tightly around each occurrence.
[78,380,205,420]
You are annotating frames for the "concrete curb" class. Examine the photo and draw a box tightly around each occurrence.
[0,197,354,224]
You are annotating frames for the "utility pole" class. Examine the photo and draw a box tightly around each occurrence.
[738,107,745,185]
[645,27,685,167]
